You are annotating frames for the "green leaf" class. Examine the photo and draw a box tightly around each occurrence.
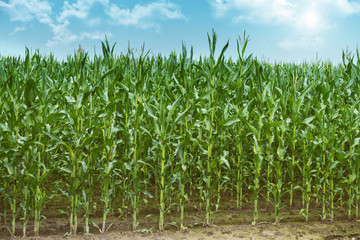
[328,161,339,170]
[141,190,154,199]
[221,116,240,127]
[60,142,75,160]
[170,173,180,185]
[221,153,230,169]
[181,164,187,171]
[0,123,10,132]
[65,96,76,103]
[303,116,315,124]
[124,162,132,171]
[3,158,14,175]
[98,112,107,118]
[243,118,258,137]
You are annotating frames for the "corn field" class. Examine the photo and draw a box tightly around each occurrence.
[1,32,360,237]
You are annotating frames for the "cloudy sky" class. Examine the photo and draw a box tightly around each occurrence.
[0,0,360,63]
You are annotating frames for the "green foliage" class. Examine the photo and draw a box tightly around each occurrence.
[1,33,360,237]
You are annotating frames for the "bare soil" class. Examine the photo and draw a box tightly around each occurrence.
[1,196,360,240]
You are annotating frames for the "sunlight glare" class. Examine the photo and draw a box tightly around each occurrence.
[299,2,321,32]
[304,10,319,29]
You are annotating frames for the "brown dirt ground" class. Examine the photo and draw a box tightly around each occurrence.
[2,195,360,240]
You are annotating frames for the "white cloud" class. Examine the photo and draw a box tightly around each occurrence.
[57,0,109,22]
[211,0,360,48]
[10,26,26,35]
[46,23,111,47]
[212,0,360,24]
[51,1,186,44]
[87,17,102,27]
[106,1,187,29]
[332,0,360,15]
[0,0,52,24]
[279,35,325,50]
[49,0,111,46]
[213,0,296,23]
[211,0,229,17]
[44,19,110,47]
[0,0,186,46]
[57,1,88,22]
[0,0,108,46]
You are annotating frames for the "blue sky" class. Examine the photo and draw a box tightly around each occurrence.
[1,0,360,63]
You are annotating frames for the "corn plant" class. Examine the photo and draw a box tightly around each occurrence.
[231,34,252,209]
[273,119,285,223]
[2,32,360,237]
[172,44,199,229]
[199,29,229,226]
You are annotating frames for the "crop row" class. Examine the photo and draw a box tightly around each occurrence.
[1,32,360,237]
